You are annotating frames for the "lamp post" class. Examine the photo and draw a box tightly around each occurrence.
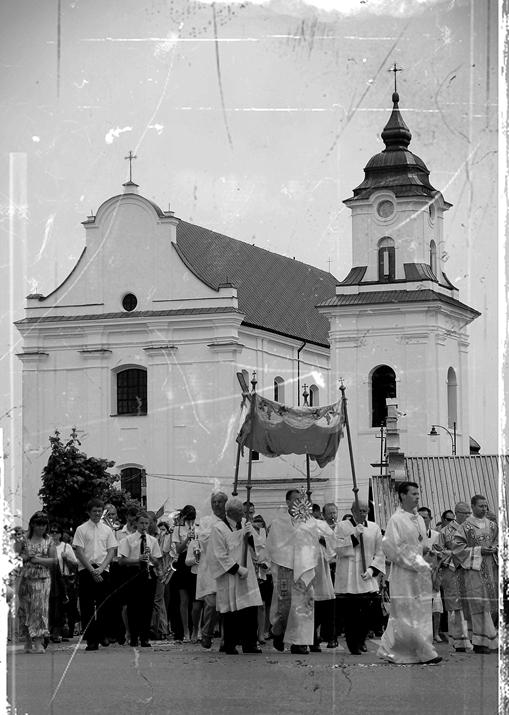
[428,422,457,455]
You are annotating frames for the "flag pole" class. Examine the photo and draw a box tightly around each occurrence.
[242,371,257,566]
[302,384,312,502]
[233,372,250,496]
[339,379,366,572]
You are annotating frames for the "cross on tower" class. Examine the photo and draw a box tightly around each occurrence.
[326,258,332,273]
[388,62,403,93]
[124,150,137,182]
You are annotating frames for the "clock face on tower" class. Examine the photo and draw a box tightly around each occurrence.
[377,200,394,218]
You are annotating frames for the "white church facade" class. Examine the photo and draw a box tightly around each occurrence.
[15,89,480,522]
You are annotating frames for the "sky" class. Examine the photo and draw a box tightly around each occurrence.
[0,0,500,483]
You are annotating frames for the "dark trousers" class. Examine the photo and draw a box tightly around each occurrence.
[314,598,336,644]
[338,592,377,653]
[106,562,128,642]
[222,606,258,652]
[78,569,111,644]
[125,567,158,643]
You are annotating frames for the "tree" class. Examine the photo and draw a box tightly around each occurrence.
[38,428,140,532]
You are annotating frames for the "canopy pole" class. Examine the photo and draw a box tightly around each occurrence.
[302,384,312,502]
[232,442,241,497]
[233,372,251,496]
[242,371,257,566]
[339,380,366,572]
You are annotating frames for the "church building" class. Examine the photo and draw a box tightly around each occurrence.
[15,88,481,522]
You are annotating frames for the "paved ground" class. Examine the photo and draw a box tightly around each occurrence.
[8,637,498,715]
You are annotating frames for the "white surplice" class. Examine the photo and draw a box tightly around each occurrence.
[195,514,222,600]
[377,507,438,664]
[208,520,262,614]
[265,510,320,645]
[333,519,385,594]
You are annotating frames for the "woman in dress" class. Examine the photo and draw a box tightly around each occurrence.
[17,512,57,653]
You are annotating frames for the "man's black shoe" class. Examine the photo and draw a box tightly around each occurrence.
[218,645,226,652]
[85,643,98,651]
[327,640,339,649]
[140,641,152,647]
[309,645,321,653]
[359,643,367,652]
[455,647,466,653]
[242,645,262,654]
[201,635,212,649]
[100,638,109,647]
[273,634,285,652]
[473,646,490,655]
[117,637,126,646]
[224,647,238,654]
[129,639,139,647]
[349,649,362,655]
[290,645,309,655]
[422,656,443,664]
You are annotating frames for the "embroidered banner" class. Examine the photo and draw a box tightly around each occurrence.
[236,394,345,468]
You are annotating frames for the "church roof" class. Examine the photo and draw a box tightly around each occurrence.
[318,289,480,319]
[175,221,339,347]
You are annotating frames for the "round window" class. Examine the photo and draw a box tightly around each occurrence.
[122,293,138,312]
[377,200,394,218]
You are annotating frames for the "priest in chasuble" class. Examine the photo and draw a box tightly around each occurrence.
[451,494,498,654]
[265,489,321,655]
[377,482,441,665]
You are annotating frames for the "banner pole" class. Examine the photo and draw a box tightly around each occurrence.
[339,380,366,572]
[242,371,257,566]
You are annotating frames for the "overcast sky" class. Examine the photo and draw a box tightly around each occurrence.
[1,0,499,453]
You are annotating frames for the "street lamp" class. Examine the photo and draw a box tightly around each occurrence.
[428,422,457,455]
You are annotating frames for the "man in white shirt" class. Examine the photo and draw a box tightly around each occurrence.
[118,511,162,647]
[73,498,117,651]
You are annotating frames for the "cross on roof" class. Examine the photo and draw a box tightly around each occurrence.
[388,62,403,93]
[125,150,137,182]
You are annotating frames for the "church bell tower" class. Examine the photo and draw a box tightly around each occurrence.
[318,80,480,507]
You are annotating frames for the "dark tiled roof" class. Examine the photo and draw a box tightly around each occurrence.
[317,289,480,317]
[372,455,504,531]
[175,221,339,346]
[15,307,242,325]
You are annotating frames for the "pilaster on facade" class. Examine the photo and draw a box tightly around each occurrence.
[16,351,49,369]
[143,345,179,362]
[207,341,245,359]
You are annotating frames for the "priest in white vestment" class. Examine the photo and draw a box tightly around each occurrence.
[195,491,228,649]
[377,482,441,665]
[451,494,498,654]
[265,489,321,655]
[334,499,385,654]
[208,497,262,654]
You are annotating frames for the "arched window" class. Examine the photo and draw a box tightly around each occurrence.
[429,240,437,277]
[378,237,395,282]
[120,467,146,506]
[309,384,319,407]
[371,365,396,427]
[274,377,285,403]
[117,368,147,415]
[447,367,458,428]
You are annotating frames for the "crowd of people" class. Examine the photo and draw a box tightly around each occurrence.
[7,484,498,663]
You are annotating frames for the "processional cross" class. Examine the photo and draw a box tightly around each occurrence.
[125,150,137,182]
[388,62,403,93]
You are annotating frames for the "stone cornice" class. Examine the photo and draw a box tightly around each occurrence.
[15,351,49,364]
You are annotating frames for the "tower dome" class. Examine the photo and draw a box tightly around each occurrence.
[349,91,437,201]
